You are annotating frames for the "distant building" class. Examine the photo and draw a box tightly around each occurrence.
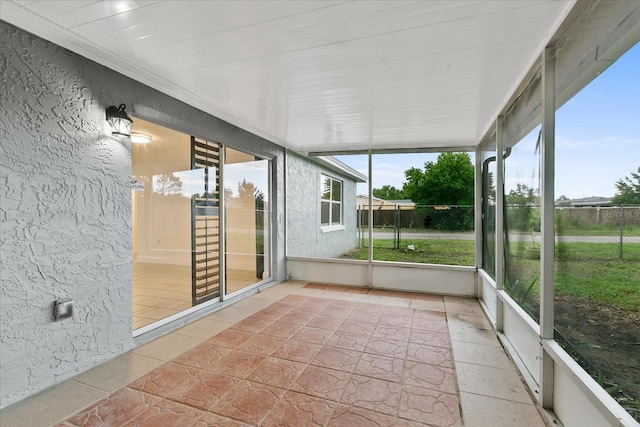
[356,195,415,209]
[555,196,613,207]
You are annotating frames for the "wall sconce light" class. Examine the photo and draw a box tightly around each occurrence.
[130,133,152,144]
[106,104,132,137]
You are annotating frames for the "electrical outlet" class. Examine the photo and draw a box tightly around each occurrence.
[54,299,74,320]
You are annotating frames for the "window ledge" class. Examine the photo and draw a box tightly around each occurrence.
[321,224,345,233]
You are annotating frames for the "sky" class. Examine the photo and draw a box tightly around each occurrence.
[336,42,640,200]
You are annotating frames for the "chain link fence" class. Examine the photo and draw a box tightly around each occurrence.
[355,204,639,259]
[504,204,640,261]
[357,205,475,249]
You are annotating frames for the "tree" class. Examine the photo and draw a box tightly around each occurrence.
[612,167,640,204]
[237,179,265,210]
[372,185,404,200]
[402,152,474,205]
[506,183,538,206]
[153,173,182,195]
[484,171,497,204]
[237,179,259,200]
[506,183,539,232]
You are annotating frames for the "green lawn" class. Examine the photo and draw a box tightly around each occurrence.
[342,239,640,312]
[555,242,640,312]
[556,225,640,236]
[344,238,475,266]
[359,225,640,236]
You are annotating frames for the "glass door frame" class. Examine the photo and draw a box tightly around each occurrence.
[130,112,276,336]
[221,146,274,301]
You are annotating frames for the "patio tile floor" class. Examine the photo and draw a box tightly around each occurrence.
[1,281,548,427]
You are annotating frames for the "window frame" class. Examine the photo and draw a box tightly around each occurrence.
[320,174,344,232]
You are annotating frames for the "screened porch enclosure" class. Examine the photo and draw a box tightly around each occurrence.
[1,0,638,425]
[285,2,640,425]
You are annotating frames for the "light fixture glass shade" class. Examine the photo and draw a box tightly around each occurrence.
[131,133,152,144]
[106,104,132,137]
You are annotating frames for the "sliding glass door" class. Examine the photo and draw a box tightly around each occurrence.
[132,119,272,330]
[191,137,221,304]
[224,147,271,295]
[131,119,197,329]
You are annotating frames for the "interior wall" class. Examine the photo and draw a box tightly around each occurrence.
[225,198,258,272]
[225,149,259,272]
[132,119,192,265]
[0,21,285,409]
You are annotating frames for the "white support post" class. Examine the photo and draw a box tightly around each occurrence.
[474,146,482,297]
[495,116,505,332]
[367,149,373,287]
[540,46,556,409]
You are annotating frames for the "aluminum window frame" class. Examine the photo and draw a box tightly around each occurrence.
[320,174,344,229]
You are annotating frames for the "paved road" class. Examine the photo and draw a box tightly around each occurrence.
[364,230,640,244]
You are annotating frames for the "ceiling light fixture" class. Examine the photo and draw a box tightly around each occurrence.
[130,133,152,144]
[105,104,132,138]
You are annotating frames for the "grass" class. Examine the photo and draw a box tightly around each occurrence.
[342,238,640,312]
[499,241,640,312]
[359,225,640,236]
[344,239,475,266]
[555,242,640,312]
[556,224,640,236]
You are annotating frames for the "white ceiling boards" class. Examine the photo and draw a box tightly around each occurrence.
[2,0,574,153]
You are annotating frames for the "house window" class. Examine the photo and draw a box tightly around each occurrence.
[321,175,342,228]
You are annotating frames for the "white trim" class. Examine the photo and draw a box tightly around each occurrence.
[474,146,482,294]
[287,256,366,265]
[496,332,540,400]
[287,256,476,272]
[320,224,345,233]
[495,115,505,332]
[286,257,476,295]
[478,268,496,284]
[478,269,498,327]
[224,277,274,301]
[320,174,344,228]
[539,45,557,409]
[544,340,639,427]
[496,289,541,335]
[371,260,475,272]
[312,156,367,182]
[367,150,373,287]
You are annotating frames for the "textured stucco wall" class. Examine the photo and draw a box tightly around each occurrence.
[0,21,285,408]
[286,152,359,259]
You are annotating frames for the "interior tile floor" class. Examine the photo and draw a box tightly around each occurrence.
[133,263,193,330]
[1,281,548,427]
[133,263,262,330]
[226,269,263,295]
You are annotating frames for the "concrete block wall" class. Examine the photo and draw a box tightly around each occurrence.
[286,151,359,259]
[0,21,285,409]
